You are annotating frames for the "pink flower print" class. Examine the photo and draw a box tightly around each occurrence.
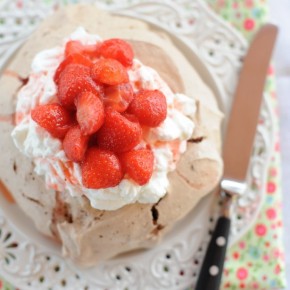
[270,167,277,177]
[252,282,259,289]
[239,241,246,249]
[274,249,281,258]
[239,282,246,288]
[224,282,231,288]
[263,254,270,262]
[255,224,267,236]
[218,0,225,7]
[233,252,240,259]
[266,208,277,220]
[232,2,238,9]
[237,267,248,280]
[275,141,280,151]
[275,264,281,274]
[245,0,254,7]
[265,241,270,247]
[244,18,255,31]
[267,182,276,194]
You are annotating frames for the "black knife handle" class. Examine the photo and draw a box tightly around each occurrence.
[195,216,231,290]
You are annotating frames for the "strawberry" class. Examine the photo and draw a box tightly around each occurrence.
[104,83,133,112]
[91,58,129,86]
[88,133,98,147]
[65,40,99,59]
[99,39,134,67]
[57,64,104,109]
[76,91,105,135]
[96,108,142,153]
[54,54,92,85]
[128,89,167,127]
[63,125,89,162]
[119,149,154,185]
[81,148,123,189]
[31,103,73,139]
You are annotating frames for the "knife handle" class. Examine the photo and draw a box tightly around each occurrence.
[195,216,231,290]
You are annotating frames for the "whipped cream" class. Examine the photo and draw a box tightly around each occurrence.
[12,27,196,210]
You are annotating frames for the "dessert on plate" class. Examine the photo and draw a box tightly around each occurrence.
[0,5,223,267]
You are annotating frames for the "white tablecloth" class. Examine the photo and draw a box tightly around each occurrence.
[269,0,290,288]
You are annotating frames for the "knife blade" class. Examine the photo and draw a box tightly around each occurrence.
[195,24,278,290]
[223,24,278,185]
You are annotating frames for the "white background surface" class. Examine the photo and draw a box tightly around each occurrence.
[269,0,290,288]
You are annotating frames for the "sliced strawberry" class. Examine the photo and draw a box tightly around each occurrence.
[75,91,105,135]
[99,39,134,67]
[96,108,142,153]
[57,64,104,109]
[104,83,133,112]
[63,125,89,162]
[91,58,129,86]
[128,89,167,127]
[31,103,73,139]
[81,148,123,189]
[119,149,154,185]
[54,54,92,85]
[65,40,99,58]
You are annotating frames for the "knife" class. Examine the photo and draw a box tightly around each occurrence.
[195,24,278,290]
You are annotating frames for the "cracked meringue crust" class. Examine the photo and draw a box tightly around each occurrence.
[0,4,223,266]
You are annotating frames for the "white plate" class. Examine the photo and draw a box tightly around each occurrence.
[0,0,275,289]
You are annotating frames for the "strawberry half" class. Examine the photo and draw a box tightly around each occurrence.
[104,83,133,112]
[91,58,129,86]
[54,53,92,85]
[57,64,104,109]
[81,148,123,189]
[65,40,99,59]
[96,108,142,153]
[128,89,167,127]
[119,149,154,185]
[99,39,134,67]
[76,91,105,135]
[31,103,73,139]
[63,125,89,162]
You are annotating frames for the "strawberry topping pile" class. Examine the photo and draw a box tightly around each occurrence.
[31,38,168,190]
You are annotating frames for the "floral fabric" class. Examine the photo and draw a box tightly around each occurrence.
[196,0,286,289]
